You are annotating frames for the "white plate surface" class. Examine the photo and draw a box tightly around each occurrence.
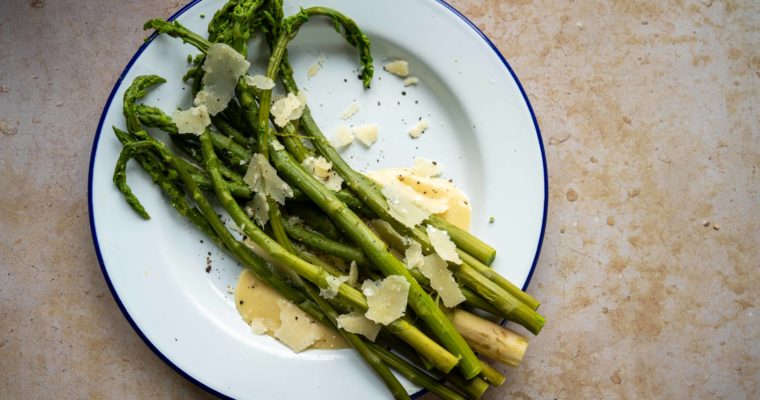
[89,0,547,398]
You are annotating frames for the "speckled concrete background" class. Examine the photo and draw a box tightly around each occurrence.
[1,0,757,398]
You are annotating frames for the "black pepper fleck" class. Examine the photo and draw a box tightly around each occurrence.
[401,91,406,96]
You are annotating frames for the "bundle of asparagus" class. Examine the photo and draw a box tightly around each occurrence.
[112,1,545,398]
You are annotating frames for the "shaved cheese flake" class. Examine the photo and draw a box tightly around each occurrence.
[381,180,431,228]
[274,299,323,352]
[403,76,419,86]
[426,225,462,264]
[362,276,410,325]
[196,43,250,115]
[302,156,343,191]
[353,124,378,147]
[245,192,270,227]
[337,312,381,341]
[367,167,471,230]
[384,60,409,77]
[244,74,275,90]
[404,240,424,269]
[271,91,307,127]
[412,158,442,177]
[243,153,293,204]
[340,101,360,120]
[250,318,270,335]
[172,105,210,135]
[331,124,354,149]
[307,55,325,78]
[271,140,285,151]
[348,261,358,286]
[408,120,429,138]
[320,274,348,299]
[418,253,466,308]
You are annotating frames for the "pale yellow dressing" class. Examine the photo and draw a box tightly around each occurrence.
[366,168,472,230]
[234,269,348,350]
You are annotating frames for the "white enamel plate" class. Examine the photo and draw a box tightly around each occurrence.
[89,0,547,398]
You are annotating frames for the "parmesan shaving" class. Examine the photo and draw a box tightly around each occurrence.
[273,299,323,352]
[408,120,429,138]
[412,158,442,177]
[353,124,378,147]
[337,312,381,341]
[362,276,410,325]
[271,140,285,151]
[381,180,432,228]
[340,101,360,120]
[426,225,462,264]
[271,91,307,127]
[384,60,409,77]
[250,318,270,335]
[320,274,348,299]
[367,167,472,230]
[307,55,325,78]
[244,74,275,90]
[246,192,270,227]
[348,261,358,286]
[302,156,343,191]
[404,240,424,269]
[243,153,294,204]
[331,124,354,149]
[418,253,465,308]
[403,76,419,86]
[196,43,251,115]
[172,105,210,135]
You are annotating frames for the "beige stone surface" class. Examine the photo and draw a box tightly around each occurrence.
[1,0,757,399]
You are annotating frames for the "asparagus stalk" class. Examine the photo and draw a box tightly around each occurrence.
[211,114,250,148]
[444,373,490,400]
[449,309,528,367]
[426,214,496,265]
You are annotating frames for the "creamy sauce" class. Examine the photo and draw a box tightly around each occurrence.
[366,168,472,230]
[235,269,348,350]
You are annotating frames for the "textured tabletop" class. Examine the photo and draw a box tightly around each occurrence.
[1,0,758,398]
